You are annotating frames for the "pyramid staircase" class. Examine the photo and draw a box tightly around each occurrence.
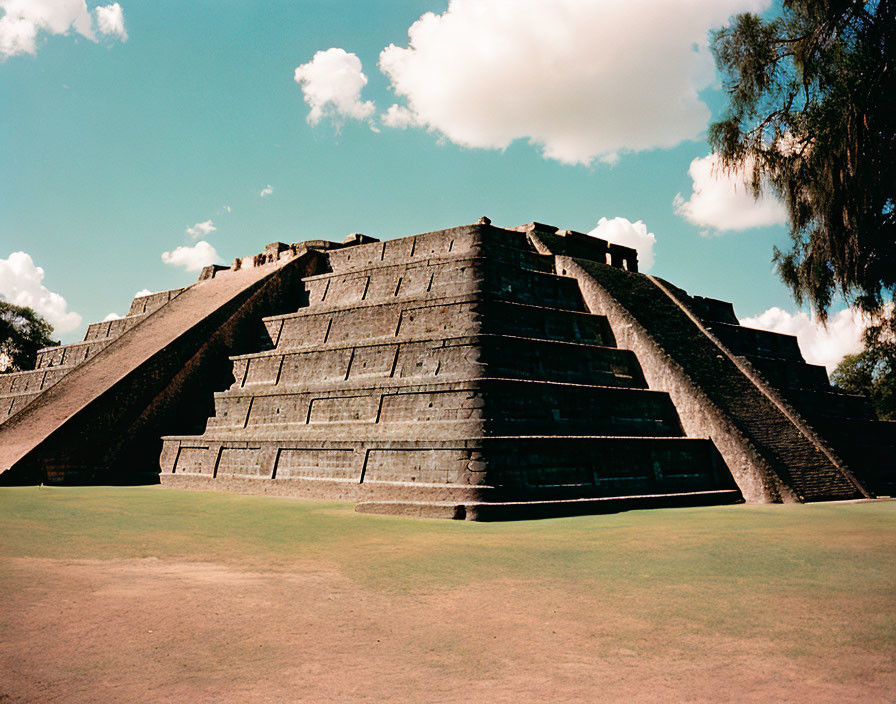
[160,224,740,517]
[0,289,183,424]
[0,245,329,484]
[687,295,894,497]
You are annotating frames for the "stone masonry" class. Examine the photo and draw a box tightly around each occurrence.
[0,289,183,423]
[0,220,891,518]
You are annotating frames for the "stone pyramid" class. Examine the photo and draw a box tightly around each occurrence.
[1,220,891,518]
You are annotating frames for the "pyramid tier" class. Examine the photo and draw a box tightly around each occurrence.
[230,335,644,392]
[740,354,830,390]
[0,367,72,421]
[159,435,731,503]
[265,297,616,350]
[302,253,581,311]
[200,378,682,437]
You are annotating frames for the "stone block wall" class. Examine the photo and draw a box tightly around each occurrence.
[160,224,735,505]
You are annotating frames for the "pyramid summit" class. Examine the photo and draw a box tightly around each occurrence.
[0,221,891,518]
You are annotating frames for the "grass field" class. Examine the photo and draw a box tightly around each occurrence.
[1,486,893,703]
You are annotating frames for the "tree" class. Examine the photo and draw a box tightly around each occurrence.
[0,301,59,372]
[710,0,895,343]
[831,341,896,419]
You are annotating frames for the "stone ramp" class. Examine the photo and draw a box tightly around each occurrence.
[0,289,184,423]
[555,254,866,502]
[0,248,326,484]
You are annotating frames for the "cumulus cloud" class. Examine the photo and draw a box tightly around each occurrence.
[161,241,220,272]
[94,2,126,41]
[381,104,420,129]
[102,312,120,321]
[377,0,769,165]
[260,185,273,198]
[0,251,82,332]
[0,0,127,59]
[185,220,216,239]
[674,153,788,234]
[588,217,657,272]
[739,307,868,372]
[133,288,152,297]
[294,48,376,127]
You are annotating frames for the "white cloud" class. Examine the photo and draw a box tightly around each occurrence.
[0,0,127,59]
[673,153,788,234]
[293,48,376,127]
[133,288,152,297]
[381,104,420,129]
[260,185,273,198]
[739,307,868,372]
[185,219,216,239]
[377,0,769,165]
[161,241,220,272]
[587,217,656,272]
[0,251,82,332]
[102,312,120,321]
[94,2,125,41]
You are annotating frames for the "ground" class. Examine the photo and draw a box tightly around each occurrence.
[0,487,893,703]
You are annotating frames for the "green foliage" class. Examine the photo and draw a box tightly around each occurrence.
[710,1,895,340]
[0,300,59,372]
[831,341,896,419]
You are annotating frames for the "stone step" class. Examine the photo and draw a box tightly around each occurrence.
[706,321,804,362]
[0,367,71,395]
[227,335,643,392]
[263,296,616,350]
[35,336,116,369]
[783,387,876,421]
[355,489,744,521]
[302,255,584,312]
[811,419,896,497]
[0,392,41,423]
[82,313,148,343]
[125,288,185,317]
[324,223,541,274]
[159,435,727,502]
[204,379,682,436]
[741,354,831,390]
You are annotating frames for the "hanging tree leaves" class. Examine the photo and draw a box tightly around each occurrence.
[710,0,895,341]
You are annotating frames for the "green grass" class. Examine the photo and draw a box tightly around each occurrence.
[1,485,894,652]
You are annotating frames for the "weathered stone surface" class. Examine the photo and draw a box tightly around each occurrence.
[159,223,735,510]
[0,219,889,517]
[0,246,330,484]
[0,289,185,424]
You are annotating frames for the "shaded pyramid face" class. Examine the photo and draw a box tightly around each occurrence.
[159,225,738,512]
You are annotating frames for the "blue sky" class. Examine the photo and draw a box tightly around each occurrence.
[0,0,866,369]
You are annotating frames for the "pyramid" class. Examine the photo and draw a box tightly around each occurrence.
[1,221,891,518]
